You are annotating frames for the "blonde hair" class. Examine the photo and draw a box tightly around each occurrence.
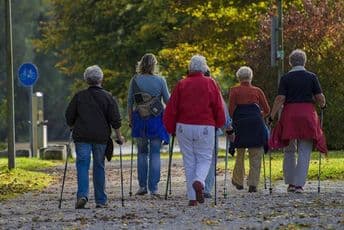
[236,66,253,82]
[137,53,158,74]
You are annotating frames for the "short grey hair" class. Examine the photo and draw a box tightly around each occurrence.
[188,55,208,73]
[84,65,103,85]
[236,66,253,82]
[289,49,307,67]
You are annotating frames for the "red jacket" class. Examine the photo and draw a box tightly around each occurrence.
[269,103,328,154]
[163,72,225,134]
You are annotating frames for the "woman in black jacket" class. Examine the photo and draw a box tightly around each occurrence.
[65,65,124,209]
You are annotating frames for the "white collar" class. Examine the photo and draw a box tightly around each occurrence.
[289,66,306,72]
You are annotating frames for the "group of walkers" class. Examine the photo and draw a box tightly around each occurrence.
[65,49,327,209]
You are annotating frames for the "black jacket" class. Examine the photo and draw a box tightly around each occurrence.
[65,86,121,144]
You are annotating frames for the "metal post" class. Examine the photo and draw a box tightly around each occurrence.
[29,86,33,157]
[271,16,278,68]
[5,0,16,169]
[31,93,38,157]
[36,92,46,156]
[277,0,284,84]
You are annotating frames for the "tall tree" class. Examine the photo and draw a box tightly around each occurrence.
[34,0,176,102]
[243,0,344,149]
[35,1,270,96]
[0,0,70,141]
[158,1,269,91]
[35,0,344,148]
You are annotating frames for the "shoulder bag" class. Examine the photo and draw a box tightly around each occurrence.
[132,76,163,118]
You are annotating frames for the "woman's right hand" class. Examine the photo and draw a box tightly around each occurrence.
[115,135,125,145]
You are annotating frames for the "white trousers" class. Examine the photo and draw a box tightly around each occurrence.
[283,139,313,187]
[176,123,215,200]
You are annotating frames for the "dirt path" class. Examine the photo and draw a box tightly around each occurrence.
[0,159,343,229]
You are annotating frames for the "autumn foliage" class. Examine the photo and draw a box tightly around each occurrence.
[244,0,344,149]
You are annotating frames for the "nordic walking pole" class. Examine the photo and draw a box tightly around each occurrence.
[318,108,324,193]
[58,130,72,209]
[116,140,125,207]
[169,140,172,195]
[269,150,272,195]
[214,131,218,206]
[266,122,272,194]
[165,135,175,200]
[129,139,134,196]
[223,136,229,199]
[262,152,267,190]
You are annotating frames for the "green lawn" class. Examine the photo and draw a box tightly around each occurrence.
[0,158,60,201]
[113,150,344,181]
[217,151,344,181]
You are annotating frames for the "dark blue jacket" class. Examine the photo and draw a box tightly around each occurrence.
[233,104,269,152]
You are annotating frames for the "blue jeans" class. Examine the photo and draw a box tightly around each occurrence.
[75,142,107,205]
[136,137,162,193]
[204,135,219,194]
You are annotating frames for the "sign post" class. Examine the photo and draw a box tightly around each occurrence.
[18,63,39,157]
[5,0,15,170]
[277,0,284,84]
[271,1,284,87]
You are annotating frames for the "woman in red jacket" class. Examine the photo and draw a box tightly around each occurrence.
[163,55,225,206]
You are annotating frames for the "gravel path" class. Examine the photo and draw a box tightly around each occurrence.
[0,158,343,230]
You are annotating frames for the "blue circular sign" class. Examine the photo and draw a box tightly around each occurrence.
[18,63,39,87]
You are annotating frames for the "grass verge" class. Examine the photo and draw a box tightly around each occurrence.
[113,150,344,181]
[0,158,60,201]
[217,151,344,181]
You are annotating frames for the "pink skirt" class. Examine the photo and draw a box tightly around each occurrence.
[269,103,327,154]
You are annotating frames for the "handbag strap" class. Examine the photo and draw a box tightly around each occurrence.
[131,75,141,95]
[87,89,109,126]
[132,75,159,100]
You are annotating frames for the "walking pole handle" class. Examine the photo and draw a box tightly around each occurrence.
[115,139,123,145]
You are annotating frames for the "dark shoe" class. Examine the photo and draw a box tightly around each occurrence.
[95,203,108,208]
[287,184,296,192]
[188,200,197,206]
[150,191,161,198]
[232,180,244,190]
[203,192,212,199]
[248,186,257,193]
[192,181,204,204]
[135,187,148,195]
[75,197,87,209]
[295,186,303,193]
